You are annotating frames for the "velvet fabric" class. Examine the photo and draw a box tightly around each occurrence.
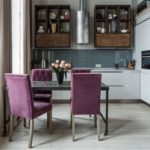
[5,73,52,119]
[31,69,52,81]
[71,73,101,115]
[31,69,52,102]
[71,68,91,73]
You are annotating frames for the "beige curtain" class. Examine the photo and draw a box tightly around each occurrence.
[21,0,31,74]
[0,0,11,132]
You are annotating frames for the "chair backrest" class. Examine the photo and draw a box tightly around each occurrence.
[31,69,52,81]
[71,73,101,115]
[71,68,91,74]
[5,74,33,119]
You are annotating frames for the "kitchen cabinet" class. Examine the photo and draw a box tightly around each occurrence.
[95,70,140,100]
[141,70,150,104]
[35,5,70,48]
[94,5,132,48]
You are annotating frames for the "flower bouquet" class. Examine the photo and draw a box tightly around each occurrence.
[51,60,71,84]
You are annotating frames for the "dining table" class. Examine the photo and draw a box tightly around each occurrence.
[3,80,109,136]
[32,81,109,135]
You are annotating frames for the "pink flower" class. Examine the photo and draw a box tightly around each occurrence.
[55,64,59,68]
[68,64,71,68]
[61,60,65,65]
[56,60,59,64]
[65,63,71,69]
[51,60,71,72]
[60,63,65,68]
[51,63,55,67]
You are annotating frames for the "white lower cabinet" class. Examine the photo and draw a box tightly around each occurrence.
[99,71,140,100]
[141,70,150,104]
[52,70,140,100]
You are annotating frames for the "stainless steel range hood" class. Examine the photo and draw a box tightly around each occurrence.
[75,0,89,44]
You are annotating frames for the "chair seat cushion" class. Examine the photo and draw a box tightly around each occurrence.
[33,101,52,118]
[33,94,51,102]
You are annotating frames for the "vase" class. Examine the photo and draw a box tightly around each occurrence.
[56,71,64,84]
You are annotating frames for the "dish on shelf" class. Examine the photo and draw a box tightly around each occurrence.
[49,12,57,19]
[120,29,128,33]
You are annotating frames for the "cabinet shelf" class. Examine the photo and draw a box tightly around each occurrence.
[49,19,58,22]
[60,19,70,22]
[94,5,132,47]
[37,19,47,22]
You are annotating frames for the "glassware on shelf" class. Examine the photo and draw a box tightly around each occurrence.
[37,26,45,33]
[48,51,51,67]
[108,23,112,33]
[111,20,117,33]
[120,9,128,19]
[37,9,46,20]
[41,51,46,68]
[51,23,57,33]
[35,50,38,61]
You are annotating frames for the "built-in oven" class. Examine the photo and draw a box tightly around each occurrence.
[142,50,150,69]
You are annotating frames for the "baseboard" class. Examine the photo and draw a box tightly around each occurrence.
[140,100,150,107]
[53,99,142,104]
[101,99,142,103]
[53,100,70,104]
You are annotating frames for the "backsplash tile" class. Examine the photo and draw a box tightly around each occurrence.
[32,49,132,68]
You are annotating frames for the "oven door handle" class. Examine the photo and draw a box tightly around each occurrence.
[142,56,150,57]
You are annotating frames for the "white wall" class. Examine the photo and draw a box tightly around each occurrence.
[133,7,150,70]
[32,0,132,49]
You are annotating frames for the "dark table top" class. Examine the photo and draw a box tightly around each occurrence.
[32,81,109,91]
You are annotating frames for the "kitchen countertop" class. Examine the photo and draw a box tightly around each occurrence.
[71,67,141,72]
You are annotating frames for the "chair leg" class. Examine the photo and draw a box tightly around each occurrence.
[24,119,30,129]
[97,114,101,141]
[47,113,49,127]
[70,113,72,128]
[24,118,26,128]
[72,114,75,141]
[94,114,97,128]
[9,115,14,142]
[47,111,52,133]
[28,119,34,148]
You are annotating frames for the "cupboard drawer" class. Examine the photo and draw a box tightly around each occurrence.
[35,34,53,48]
[96,34,130,47]
[35,33,70,48]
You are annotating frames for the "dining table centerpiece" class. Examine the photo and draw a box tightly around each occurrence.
[51,60,71,84]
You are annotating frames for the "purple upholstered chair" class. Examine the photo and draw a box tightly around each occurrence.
[5,74,52,148]
[71,68,91,117]
[71,68,91,73]
[71,73,101,141]
[31,69,52,103]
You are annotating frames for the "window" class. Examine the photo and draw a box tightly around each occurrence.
[12,0,25,73]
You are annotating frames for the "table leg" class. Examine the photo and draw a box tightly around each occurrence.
[104,89,109,135]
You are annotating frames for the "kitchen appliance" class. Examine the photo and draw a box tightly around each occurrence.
[137,0,150,14]
[142,50,150,69]
[75,0,89,44]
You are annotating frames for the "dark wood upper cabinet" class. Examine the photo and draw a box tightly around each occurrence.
[35,5,70,48]
[94,5,132,48]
